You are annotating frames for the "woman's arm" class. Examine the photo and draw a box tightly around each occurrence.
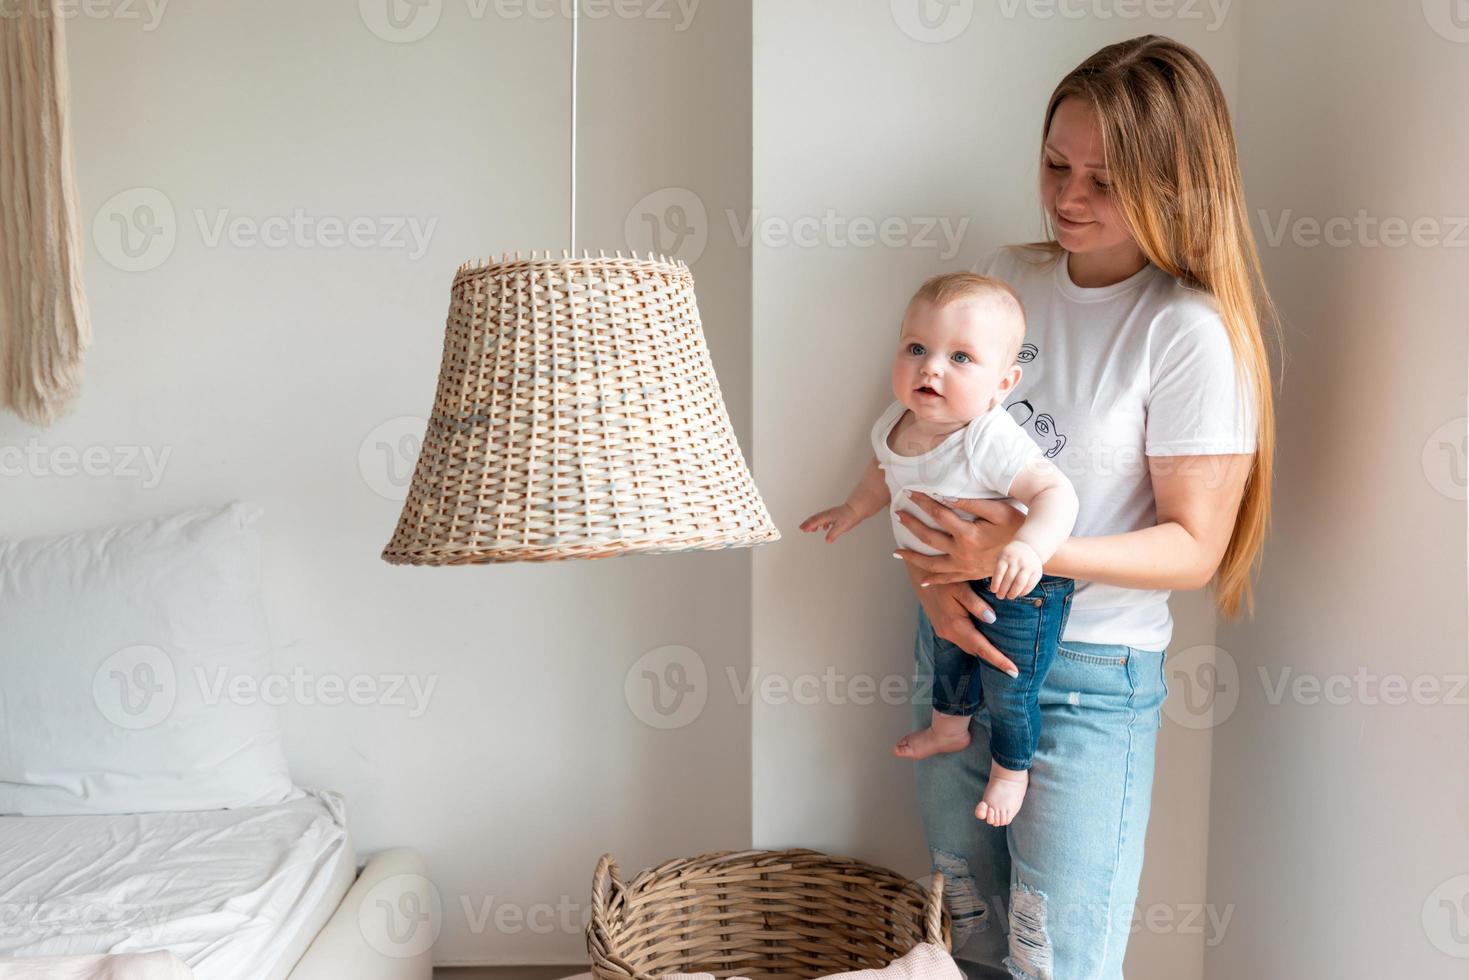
[895,453,1253,592]
[1048,453,1252,589]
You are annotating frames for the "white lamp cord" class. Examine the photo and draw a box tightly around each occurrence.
[570,0,578,255]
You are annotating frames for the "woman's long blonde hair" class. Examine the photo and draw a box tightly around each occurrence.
[1030,35,1277,619]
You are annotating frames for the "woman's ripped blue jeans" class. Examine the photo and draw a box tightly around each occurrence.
[913,605,1169,979]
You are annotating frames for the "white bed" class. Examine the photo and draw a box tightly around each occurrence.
[0,506,436,979]
[0,790,352,980]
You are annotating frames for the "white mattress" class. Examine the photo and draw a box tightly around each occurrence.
[0,790,355,980]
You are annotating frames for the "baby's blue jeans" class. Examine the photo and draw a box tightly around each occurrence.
[927,575,1074,771]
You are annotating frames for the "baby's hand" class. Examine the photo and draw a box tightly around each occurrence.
[800,504,863,543]
[990,541,1043,600]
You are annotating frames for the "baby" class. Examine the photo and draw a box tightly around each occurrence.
[801,272,1079,826]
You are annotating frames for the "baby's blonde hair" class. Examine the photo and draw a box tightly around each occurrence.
[907,272,1027,366]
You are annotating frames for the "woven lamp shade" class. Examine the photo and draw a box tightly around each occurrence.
[382,252,780,565]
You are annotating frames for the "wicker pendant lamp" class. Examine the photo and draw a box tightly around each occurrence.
[381,13,778,565]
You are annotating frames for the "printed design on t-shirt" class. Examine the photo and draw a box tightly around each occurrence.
[1005,398,1066,458]
[1006,341,1065,458]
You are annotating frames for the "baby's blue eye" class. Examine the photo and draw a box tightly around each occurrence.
[952,352,971,364]
[908,343,925,356]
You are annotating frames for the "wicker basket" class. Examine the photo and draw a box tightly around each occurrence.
[586,849,950,980]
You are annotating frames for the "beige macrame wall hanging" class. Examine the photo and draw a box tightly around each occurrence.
[0,0,91,426]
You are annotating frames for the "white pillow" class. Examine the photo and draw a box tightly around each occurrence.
[0,501,297,815]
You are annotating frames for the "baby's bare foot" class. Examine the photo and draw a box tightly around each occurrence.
[893,725,971,760]
[975,763,1029,826]
[894,709,973,760]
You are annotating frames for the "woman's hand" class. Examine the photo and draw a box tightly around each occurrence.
[892,492,1026,585]
[895,491,1028,674]
[905,564,1019,677]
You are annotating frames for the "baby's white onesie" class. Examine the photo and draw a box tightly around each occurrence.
[870,400,1041,556]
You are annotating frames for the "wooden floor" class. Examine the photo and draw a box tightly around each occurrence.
[434,967,584,980]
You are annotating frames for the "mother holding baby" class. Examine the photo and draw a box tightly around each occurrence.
[893,36,1275,978]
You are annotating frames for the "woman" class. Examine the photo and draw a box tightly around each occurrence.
[894,37,1276,979]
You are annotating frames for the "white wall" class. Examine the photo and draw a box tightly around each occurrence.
[1208,2,1469,976]
[7,1,1464,973]
[2,0,751,966]
[750,3,1240,978]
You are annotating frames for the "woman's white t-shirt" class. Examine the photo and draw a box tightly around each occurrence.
[975,246,1256,651]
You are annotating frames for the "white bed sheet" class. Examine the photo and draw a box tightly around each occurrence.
[0,790,354,980]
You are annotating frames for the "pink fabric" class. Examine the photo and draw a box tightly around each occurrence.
[0,952,193,980]
[661,942,963,980]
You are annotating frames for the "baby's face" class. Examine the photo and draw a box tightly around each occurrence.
[890,297,1022,425]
